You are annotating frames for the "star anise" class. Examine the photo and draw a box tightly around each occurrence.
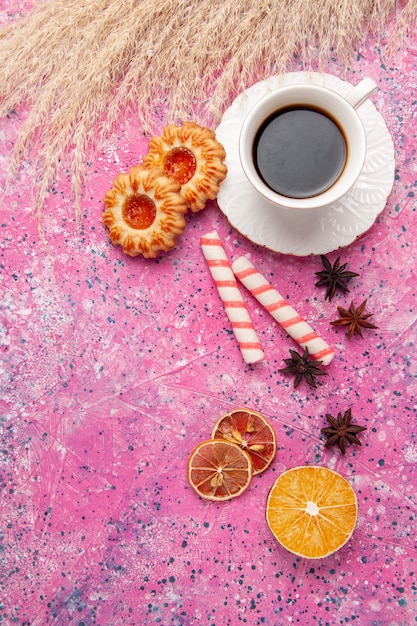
[321,409,367,454]
[279,347,327,389]
[330,299,378,339]
[315,255,359,301]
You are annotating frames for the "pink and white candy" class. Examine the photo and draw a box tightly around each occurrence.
[200,232,264,364]
[232,256,335,365]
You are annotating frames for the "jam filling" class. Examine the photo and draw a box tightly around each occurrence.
[164,147,197,185]
[122,193,156,230]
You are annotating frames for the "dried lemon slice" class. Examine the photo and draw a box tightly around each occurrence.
[212,408,276,475]
[188,439,253,501]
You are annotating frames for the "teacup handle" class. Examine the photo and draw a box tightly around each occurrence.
[345,77,378,109]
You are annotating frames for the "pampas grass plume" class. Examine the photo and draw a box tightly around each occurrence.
[0,0,415,231]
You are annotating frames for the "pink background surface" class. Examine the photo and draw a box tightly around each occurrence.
[1,3,417,625]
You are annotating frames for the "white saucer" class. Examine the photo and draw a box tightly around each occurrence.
[215,72,395,256]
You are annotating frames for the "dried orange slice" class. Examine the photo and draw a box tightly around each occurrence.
[187,439,253,501]
[211,408,277,475]
[266,466,357,559]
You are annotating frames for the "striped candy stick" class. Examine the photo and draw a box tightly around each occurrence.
[232,256,335,365]
[200,231,264,364]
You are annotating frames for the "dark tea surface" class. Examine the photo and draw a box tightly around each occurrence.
[253,106,347,198]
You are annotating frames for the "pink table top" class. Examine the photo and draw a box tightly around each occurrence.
[1,3,417,624]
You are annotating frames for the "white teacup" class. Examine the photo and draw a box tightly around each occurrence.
[238,77,377,210]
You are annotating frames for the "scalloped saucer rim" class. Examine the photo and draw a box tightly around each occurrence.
[215,71,395,256]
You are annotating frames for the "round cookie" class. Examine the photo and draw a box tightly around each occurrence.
[143,122,227,212]
[102,165,187,258]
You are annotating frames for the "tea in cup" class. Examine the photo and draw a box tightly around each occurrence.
[239,77,377,210]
